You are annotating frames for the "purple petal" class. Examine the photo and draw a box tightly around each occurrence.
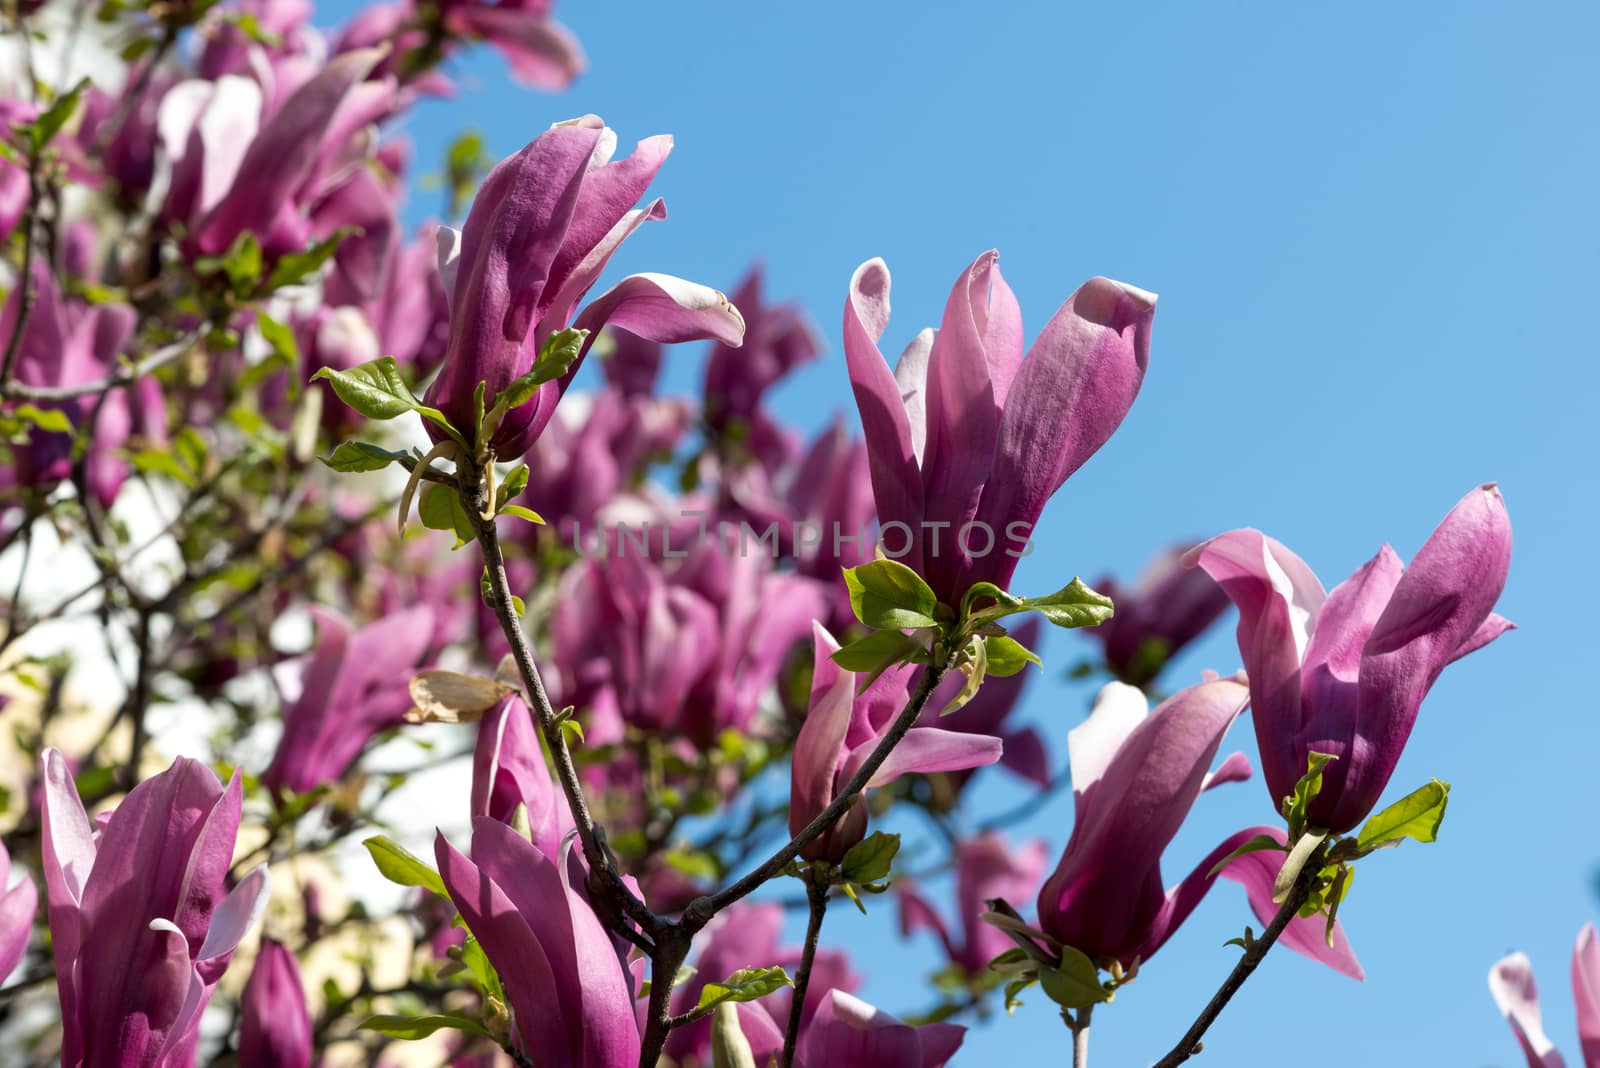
[1490,952,1567,1068]
[790,624,857,842]
[854,727,1003,788]
[1573,924,1600,1067]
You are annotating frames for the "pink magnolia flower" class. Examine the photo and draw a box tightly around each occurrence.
[665,902,859,1064]
[844,252,1153,604]
[1032,680,1361,977]
[0,839,37,983]
[899,832,1049,977]
[435,820,639,1066]
[39,749,270,1066]
[420,117,745,457]
[919,616,1050,791]
[1188,484,1513,832]
[1489,926,1600,1068]
[262,605,435,795]
[734,989,965,1068]
[791,623,1002,862]
[239,939,312,1068]
[471,693,573,858]
[1087,543,1231,687]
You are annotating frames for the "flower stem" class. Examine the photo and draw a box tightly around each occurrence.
[1150,842,1327,1067]
[781,875,831,1068]
[1070,1003,1093,1068]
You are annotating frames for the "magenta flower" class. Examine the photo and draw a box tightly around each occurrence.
[239,939,312,1068]
[0,261,139,509]
[665,902,859,1063]
[702,264,821,448]
[792,623,1002,862]
[1489,926,1600,1068]
[899,832,1049,977]
[262,605,435,795]
[1088,543,1231,687]
[435,819,640,1066]
[843,253,1153,604]
[421,117,745,456]
[1032,681,1361,977]
[438,0,586,90]
[734,989,965,1068]
[0,839,36,983]
[471,693,573,858]
[1188,484,1513,833]
[39,749,270,1067]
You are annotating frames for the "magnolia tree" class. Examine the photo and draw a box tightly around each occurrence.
[0,2,1542,1067]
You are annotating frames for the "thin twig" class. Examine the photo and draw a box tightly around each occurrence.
[1150,842,1327,1067]
[781,875,830,1068]
[1070,1003,1093,1068]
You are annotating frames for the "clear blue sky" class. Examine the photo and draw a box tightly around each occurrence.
[331,1,1599,1062]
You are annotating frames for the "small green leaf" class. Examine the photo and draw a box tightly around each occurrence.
[498,328,588,411]
[267,227,358,290]
[840,831,901,885]
[321,441,410,472]
[420,483,475,546]
[696,966,794,1012]
[960,580,1023,621]
[360,1013,490,1041]
[1038,946,1108,1010]
[830,629,921,672]
[363,835,447,898]
[1207,832,1286,877]
[940,636,987,716]
[496,463,530,506]
[843,559,940,630]
[982,634,1040,677]
[194,230,263,294]
[1323,863,1353,947]
[499,504,545,525]
[1003,976,1037,1014]
[312,356,427,420]
[27,77,90,150]
[10,403,71,433]
[560,717,584,746]
[1016,578,1114,630]
[1281,750,1338,838]
[1355,779,1450,852]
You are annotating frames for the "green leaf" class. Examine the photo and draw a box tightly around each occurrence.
[446,129,491,218]
[1206,832,1286,877]
[695,966,794,1012]
[360,1013,490,1041]
[26,77,90,150]
[1323,863,1353,947]
[321,441,410,473]
[363,835,447,898]
[840,831,900,885]
[267,227,357,290]
[1016,578,1114,630]
[496,463,530,507]
[195,230,263,294]
[843,559,940,630]
[499,503,545,525]
[1355,779,1450,852]
[311,356,461,443]
[939,636,987,716]
[1003,977,1037,1014]
[498,328,588,411]
[1281,750,1338,838]
[960,580,1023,621]
[560,717,584,746]
[420,483,475,546]
[1038,946,1108,1010]
[10,403,70,433]
[982,634,1040,677]
[829,629,921,673]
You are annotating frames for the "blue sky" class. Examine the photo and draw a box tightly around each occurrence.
[334,1,1599,1062]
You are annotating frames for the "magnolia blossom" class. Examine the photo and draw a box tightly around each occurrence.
[665,902,859,1064]
[1028,681,1361,977]
[791,623,1002,862]
[471,693,573,857]
[732,989,965,1068]
[1489,926,1600,1068]
[1087,543,1231,687]
[899,832,1049,977]
[844,252,1153,604]
[436,819,639,1066]
[421,117,745,456]
[262,604,435,795]
[39,749,270,1066]
[239,939,312,1068]
[1189,484,1513,832]
[0,839,36,983]
[919,616,1050,791]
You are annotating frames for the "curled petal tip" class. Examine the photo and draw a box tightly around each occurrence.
[1108,278,1158,308]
